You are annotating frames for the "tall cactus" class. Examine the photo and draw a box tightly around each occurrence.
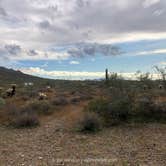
[105,68,109,81]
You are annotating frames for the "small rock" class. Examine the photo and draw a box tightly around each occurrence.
[38,156,43,160]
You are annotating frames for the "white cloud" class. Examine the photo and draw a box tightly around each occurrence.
[136,48,166,55]
[143,0,160,8]
[0,0,166,51]
[0,44,70,61]
[153,9,164,16]
[13,50,70,61]
[20,67,105,80]
[92,32,166,44]
[20,67,161,80]
[159,61,166,65]
[69,60,80,65]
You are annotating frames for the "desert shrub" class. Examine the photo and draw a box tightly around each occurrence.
[85,97,132,126]
[107,98,132,125]
[19,88,38,98]
[25,100,52,115]
[79,93,93,101]
[85,98,109,115]
[70,97,82,104]
[153,102,166,120]
[21,95,30,101]
[134,97,155,120]
[11,112,39,128]
[77,112,101,133]
[6,104,20,118]
[51,97,68,106]
[0,97,6,109]
[133,95,166,122]
[7,104,39,128]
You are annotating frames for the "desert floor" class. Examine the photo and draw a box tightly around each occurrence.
[0,101,166,166]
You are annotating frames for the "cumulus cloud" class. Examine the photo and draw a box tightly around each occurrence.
[67,43,123,57]
[0,44,70,61]
[69,61,80,65]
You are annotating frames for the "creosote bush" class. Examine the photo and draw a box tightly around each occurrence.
[77,112,102,133]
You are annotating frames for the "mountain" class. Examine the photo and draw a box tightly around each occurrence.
[0,66,50,86]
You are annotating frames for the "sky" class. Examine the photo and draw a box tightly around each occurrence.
[0,0,166,80]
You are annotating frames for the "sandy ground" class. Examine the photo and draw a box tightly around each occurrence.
[0,103,166,166]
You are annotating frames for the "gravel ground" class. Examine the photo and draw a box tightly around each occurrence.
[0,106,166,166]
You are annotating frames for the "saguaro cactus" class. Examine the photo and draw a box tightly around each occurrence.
[105,68,109,81]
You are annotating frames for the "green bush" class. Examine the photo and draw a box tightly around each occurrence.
[85,98,109,115]
[107,98,132,125]
[85,97,132,126]
[77,112,101,133]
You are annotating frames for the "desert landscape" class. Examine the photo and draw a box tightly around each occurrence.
[0,0,166,165]
[0,67,166,166]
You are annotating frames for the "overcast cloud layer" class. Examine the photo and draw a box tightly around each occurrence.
[0,0,166,79]
[1,0,166,48]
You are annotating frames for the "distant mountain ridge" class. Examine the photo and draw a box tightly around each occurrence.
[0,66,47,85]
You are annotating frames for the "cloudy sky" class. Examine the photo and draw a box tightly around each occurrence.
[0,0,166,79]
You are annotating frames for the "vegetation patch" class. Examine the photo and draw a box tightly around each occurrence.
[51,96,68,106]
[11,112,39,128]
[85,95,166,128]
[76,112,102,133]
[25,100,52,115]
